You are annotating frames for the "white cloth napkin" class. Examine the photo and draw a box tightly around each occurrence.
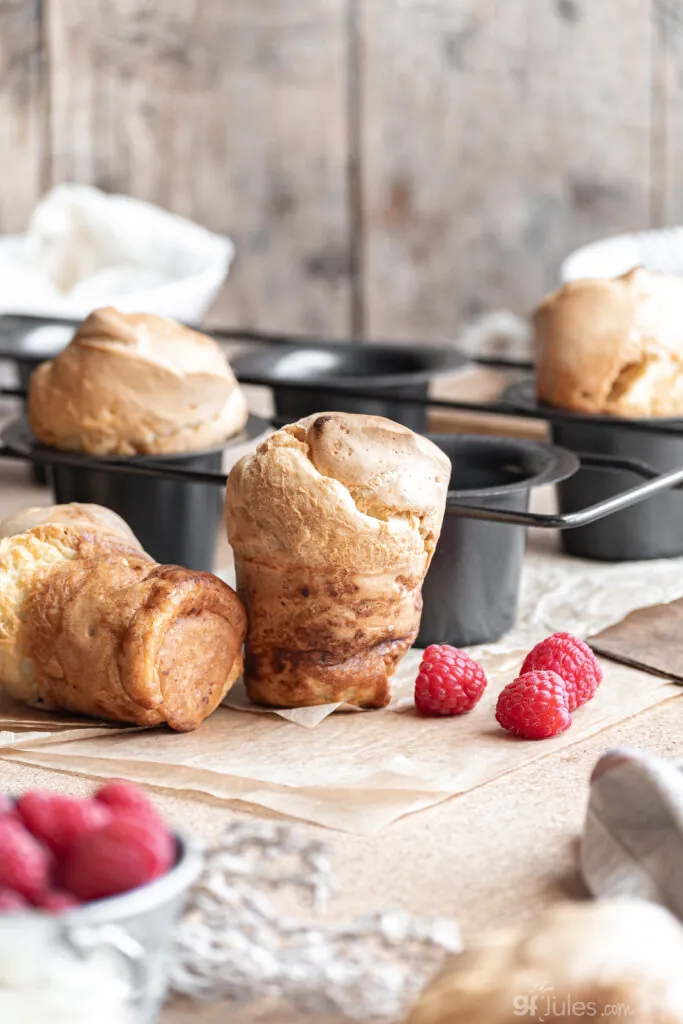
[582,748,683,919]
[0,185,234,321]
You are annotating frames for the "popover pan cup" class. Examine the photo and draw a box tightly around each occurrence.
[231,342,467,433]
[551,418,683,561]
[3,322,73,485]
[48,446,224,571]
[504,380,683,562]
[6,331,217,554]
[0,324,86,485]
[16,360,47,485]
[417,435,578,648]
[2,415,264,572]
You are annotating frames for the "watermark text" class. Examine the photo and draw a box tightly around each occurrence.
[513,984,634,1019]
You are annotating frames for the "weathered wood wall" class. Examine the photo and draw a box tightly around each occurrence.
[0,0,679,338]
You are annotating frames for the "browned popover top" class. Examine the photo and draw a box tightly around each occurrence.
[534,268,683,417]
[28,306,248,455]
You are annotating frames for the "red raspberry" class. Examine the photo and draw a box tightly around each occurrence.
[96,780,153,812]
[521,632,602,711]
[495,670,571,740]
[95,780,165,828]
[63,816,175,901]
[415,645,487,716]
[0,817,51,898]
[34,890,81,912]
[17,791,111,856]
[0,888,29,912]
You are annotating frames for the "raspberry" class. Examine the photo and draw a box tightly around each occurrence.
[95,780,165,829]
[415,644,487,716]
[17,791,111,856]
[63,816,175,901]
[34,890,80,912]
[95,780,153,812]
[521,632,602,711]
[0,888,29,912]
[495,670,571,740]
[0,818,51,898]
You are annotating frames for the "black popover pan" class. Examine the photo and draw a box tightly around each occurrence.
[0,318,467,435]
[2,414,268,572]
[505,378,683,562]
[231,342,467,433]
[0,320,74,371]
[418,434,578,648]
[5,325,75,486]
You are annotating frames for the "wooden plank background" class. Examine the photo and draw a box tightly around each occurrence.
[0,0,46,231]
[0,0,679,338]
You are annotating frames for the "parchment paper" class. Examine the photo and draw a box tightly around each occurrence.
[2,542,683,834]
[0,655,678,834]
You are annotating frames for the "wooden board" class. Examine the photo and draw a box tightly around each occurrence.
[45,0,353,336]
[1,1,677,347]
[428,365,547,438]
[357,0,654,341]
[591,597,683,683]
[654,0,683,224]
[0,0,46,232]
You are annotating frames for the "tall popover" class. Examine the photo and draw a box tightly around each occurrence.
[226,412,451,708]
[28,306,248,455]
[534,268,683,418]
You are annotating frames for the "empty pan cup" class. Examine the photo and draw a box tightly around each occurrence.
[2,415,267,572]
[231,342,467,433]
[418,435,578,648]
[504,379,683,561]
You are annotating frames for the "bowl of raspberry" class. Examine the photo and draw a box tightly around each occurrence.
[0,781,203,1023]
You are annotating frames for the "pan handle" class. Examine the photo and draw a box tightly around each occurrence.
[445,460,683,530]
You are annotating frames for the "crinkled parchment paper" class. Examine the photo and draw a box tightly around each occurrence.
[2,540,683,834]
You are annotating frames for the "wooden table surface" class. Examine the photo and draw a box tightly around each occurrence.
[1,384,681,1022]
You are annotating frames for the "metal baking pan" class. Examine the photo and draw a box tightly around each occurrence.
[6,312,683,575]
[0,314,468,434]
[5,399,683,643]
[419,435,578,647]
[504,378,683,561]
[231,342,467,433]
[0,320,76,484]
[0,316,76,369]
[2,414,268,572]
